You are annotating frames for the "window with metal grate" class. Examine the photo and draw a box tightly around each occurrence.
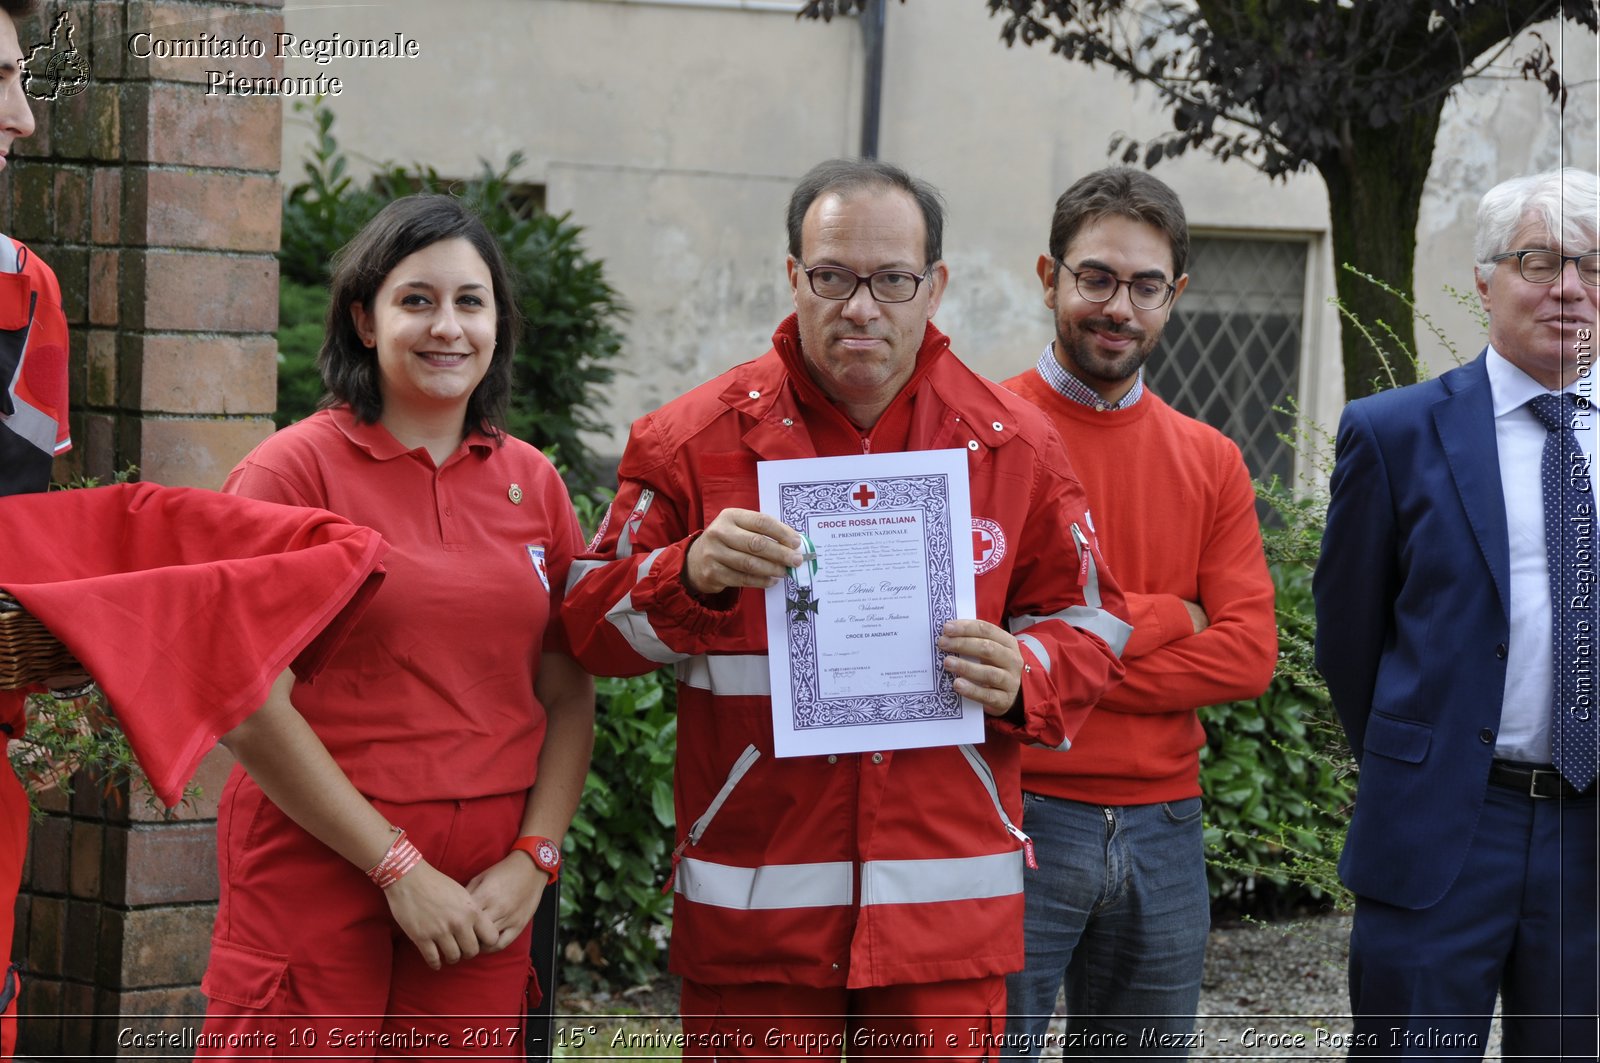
[1150,235,1310,493]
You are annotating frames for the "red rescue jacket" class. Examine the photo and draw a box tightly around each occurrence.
[564,319,1129,988]
[0,237,70,496]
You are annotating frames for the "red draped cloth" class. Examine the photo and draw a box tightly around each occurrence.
[0,481,388,1045]
[0,482,387,802]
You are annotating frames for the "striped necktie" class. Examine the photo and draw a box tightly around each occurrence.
[1527,391,1599,791]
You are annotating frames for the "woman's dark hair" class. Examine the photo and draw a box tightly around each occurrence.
[319,193,522,436]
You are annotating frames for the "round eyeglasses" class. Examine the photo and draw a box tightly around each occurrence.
[1490,249,1600,287]
[1054,259,1176,311]
[798,262,930,304]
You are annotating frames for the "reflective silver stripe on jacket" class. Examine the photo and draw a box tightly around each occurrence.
[1012,632,1071,750]
[1014,631,1049,674]
[1012,605,1132,658]
[860,851,1024,906]
[565,557,609,593]
[568,548,689,664]
[674,743,1026,911]
[677,654,771,696]
[1006,523,1131,656]
[676,857,854,909]
[0,394,56,454]
[675,852,1024,910]
[0,235,48,452]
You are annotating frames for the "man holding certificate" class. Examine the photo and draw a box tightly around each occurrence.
[564,158,1131,1057]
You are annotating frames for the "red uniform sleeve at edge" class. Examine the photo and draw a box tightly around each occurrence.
[563,470,740,676]
[999,451,1129,748]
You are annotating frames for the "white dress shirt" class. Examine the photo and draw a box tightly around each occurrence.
[1488,346,1599,762]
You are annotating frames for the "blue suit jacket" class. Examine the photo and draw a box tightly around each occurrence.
[1314,353,1512,910]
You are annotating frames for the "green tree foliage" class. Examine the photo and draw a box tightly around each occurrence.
[274,278,327,431]
[278,101,626,492]
[798,0,1595,400]
[562,672,678,989]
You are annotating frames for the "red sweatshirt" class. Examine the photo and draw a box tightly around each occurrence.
[1005,369,1277,804]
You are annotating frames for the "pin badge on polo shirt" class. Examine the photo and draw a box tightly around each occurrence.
[526,545,549,591]
[508,483,524,505]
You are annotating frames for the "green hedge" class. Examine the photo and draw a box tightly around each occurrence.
[1200,559,1352,911]
[562,670,677,990]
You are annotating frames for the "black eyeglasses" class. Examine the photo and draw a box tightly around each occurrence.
[1490,249,1600,287]
[798,262,931,304]
[1054,259,1176,311]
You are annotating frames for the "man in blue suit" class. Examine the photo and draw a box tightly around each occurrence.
[1316,167,1599,1060]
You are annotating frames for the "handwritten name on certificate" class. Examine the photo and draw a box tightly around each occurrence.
[758,449,982,758]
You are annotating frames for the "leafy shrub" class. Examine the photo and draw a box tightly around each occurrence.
[278,101,626,492]
[275,278,327,429]
[279,101,380,290]
[1200,554,1353,913]
[562,671,677,990]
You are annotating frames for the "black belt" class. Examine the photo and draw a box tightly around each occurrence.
[1488,760,1594,799]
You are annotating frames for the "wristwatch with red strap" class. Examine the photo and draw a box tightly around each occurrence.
[511,835,562,883]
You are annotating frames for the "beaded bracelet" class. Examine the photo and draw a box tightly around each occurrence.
[366,827,422,889]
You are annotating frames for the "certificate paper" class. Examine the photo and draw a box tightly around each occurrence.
[758,449,982,757]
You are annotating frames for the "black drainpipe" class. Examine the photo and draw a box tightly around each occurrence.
[859,0,885,159]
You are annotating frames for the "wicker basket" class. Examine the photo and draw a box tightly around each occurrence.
[0,589,83,690]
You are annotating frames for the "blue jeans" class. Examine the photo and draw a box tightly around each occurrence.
[1003,793,1209,1061]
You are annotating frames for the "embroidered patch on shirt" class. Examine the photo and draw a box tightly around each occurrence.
[526,545,550,591]
[972,517,1007,575]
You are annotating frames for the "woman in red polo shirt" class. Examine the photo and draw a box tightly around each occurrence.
[197,194,595,1056]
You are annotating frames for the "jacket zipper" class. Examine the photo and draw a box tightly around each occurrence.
[957,744,1037,869]
[1070,522,1092,589]
[665,743,762,892]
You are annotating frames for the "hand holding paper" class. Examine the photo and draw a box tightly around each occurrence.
[685,507,806,594]
[937,618,1023,715]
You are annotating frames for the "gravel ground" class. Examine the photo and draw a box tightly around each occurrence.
[1185,914,1503,1060]
[561,913,1511,1060]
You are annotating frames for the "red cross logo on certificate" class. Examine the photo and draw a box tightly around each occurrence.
[851,482,878,509]
[972,517,1006,575]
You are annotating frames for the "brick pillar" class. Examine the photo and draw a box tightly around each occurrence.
[4,1,284,1055]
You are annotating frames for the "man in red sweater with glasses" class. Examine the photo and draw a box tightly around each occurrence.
[1000,168,1277,1057]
